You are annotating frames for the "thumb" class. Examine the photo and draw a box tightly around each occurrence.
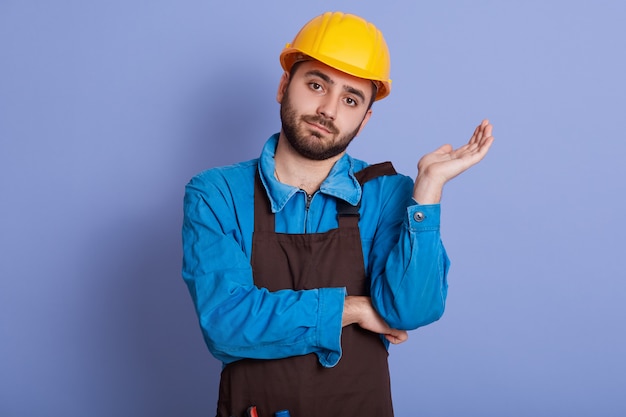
[433,144,453,155]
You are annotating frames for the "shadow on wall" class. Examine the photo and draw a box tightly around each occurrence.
[73,202,221,416]
[68,67,279,416]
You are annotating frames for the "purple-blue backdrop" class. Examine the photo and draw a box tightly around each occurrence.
[1,1,625,416]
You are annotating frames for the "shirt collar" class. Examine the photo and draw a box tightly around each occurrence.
[258,133,362,213]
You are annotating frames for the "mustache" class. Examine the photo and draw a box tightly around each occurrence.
[301,114,339,134]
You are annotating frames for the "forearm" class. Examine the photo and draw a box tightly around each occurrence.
[186,269,345,365]
[370,204,450,330]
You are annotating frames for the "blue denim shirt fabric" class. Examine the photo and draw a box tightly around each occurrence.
[182,134,450,367]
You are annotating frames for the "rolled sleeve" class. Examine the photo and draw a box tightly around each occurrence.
[315,287,347,368]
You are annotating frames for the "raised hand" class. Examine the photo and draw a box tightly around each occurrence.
[413,119,495,204]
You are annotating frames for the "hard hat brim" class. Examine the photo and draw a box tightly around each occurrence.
[280,48,391,101]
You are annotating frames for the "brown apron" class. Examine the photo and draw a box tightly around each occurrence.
[217,163,398,417]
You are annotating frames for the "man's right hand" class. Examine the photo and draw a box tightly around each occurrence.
[342,296,409,344]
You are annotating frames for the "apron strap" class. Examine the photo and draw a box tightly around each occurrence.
[254,169,275,232]
[337,161,397,228]
[355,161,397,185]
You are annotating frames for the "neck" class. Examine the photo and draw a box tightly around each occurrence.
[274,133,344,194]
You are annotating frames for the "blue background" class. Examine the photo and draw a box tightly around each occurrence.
[2,1,625,416]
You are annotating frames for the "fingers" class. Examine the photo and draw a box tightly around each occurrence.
[446,121,493,168]
[469,123,482,145]
[475,120,495,155]
[469,119,492,146]
[385,330,409,344]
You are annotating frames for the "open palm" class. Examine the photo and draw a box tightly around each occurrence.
[413,120,495,204]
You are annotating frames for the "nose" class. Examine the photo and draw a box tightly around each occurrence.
[317,94,338,120]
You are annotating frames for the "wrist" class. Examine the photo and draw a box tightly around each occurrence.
[342,296,363,327]
[413,175,444,204]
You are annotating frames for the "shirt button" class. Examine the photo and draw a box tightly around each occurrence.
[413,211,425,222]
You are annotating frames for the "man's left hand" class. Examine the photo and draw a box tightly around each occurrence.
[413,119,495,204]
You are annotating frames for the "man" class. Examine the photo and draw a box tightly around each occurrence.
[182,11,494,417]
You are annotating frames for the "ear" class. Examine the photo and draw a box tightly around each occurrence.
[276,71,290,103]
[355,109,373,137]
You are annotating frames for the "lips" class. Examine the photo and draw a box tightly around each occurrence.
[307,121,331,134]
[301,115,338,135]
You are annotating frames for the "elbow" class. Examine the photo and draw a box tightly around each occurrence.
[199,314,242,365]
[409,301,445,330]
[386,297,446,330]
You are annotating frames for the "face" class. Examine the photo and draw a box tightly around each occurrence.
[277,60,374,161]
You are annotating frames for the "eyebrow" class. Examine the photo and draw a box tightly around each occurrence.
[304,69,367,103]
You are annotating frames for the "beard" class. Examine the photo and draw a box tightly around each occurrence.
[280,88,362,161]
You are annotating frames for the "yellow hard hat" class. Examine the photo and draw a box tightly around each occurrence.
[280,11,392,101]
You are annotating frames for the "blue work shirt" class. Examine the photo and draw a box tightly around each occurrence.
[182,134,450,367]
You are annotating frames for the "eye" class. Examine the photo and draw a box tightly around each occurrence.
[309,82,323,92]
[344,97,358,107]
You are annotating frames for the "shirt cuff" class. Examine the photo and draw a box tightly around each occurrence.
[314,287,346,368]
[407,204,441,232]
